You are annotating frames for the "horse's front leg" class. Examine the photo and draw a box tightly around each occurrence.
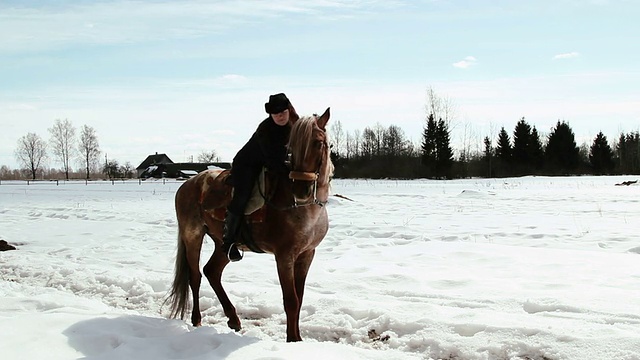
[275,254,302,342]
[203,241,241,331]
[294,249,315,309]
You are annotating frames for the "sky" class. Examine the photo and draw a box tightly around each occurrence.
[1,0,639,170]
[1,176,639,359]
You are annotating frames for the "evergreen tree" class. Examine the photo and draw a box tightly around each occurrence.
[512,117,532,174]
[529,126,545,172]
[495,127,512,161]
[435,118,454,178]
[616,131,640,174]
[545,120,580,174]
[483,136,493,177]
[616,133,626,173]
[421,113,438,177]
[589,132,613,175]
[495,127,512,176]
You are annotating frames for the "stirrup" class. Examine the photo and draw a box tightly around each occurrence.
[226,243,243,262]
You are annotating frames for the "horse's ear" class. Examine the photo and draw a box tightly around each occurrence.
[317,107,330,130]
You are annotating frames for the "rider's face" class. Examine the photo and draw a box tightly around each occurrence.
[271,109,290,126]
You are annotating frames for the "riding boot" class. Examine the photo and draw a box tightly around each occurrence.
[222,211,243,262]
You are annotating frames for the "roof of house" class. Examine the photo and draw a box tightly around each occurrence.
[136,153,174,170]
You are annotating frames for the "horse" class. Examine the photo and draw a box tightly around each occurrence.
[165,108,333,342]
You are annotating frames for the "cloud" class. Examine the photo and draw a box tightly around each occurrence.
[453,56,477,69]
[553,52,580,60]
[0,1,387,54]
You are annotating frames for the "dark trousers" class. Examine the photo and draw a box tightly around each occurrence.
[227,163,261,216]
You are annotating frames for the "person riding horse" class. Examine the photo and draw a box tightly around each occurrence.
[223,93,300,261]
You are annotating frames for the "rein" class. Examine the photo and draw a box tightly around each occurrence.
[289,169,326,208]
[260,115,331,210]
[287,137,329,208]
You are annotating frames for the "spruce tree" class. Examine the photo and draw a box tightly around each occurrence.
[421,114,438,177]
[529,126,545,172]
[589,131,614,175]
[512,117,532,174]
[495,127,512,161]
[435,118,454,179]
[616,132,640,174]
[483,136,493,177]
[545,121,580,174]
[495,127,512,176]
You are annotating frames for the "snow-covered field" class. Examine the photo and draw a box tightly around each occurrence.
[1,176,639,360]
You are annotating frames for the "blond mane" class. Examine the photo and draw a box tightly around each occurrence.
[288,115,334,185]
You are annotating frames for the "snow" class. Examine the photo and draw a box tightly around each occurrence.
[1,176,639,360]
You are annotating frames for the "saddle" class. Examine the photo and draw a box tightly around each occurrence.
[199,168,269,224]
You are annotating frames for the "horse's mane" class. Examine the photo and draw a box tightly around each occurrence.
[289,115,334,185]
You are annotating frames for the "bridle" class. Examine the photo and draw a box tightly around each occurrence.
[288,139,328,207]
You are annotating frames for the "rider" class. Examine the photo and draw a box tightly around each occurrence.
[223,93,300,261]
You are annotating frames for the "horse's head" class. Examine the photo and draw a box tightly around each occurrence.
[287,107,334,185]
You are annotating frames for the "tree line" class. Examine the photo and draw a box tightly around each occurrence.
[3,89,638,180]
[8,119,104,180]
[328,89,638,179]
[328,116,639,179]
[5,118,144,180]
[2,118,221,180]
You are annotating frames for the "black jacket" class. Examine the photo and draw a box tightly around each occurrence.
[233,117,291,174]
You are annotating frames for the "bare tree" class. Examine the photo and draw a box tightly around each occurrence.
[0,165,12,180]
[425,86,457,130]
[15,132,48,180]
[346,129,361,160]
[120,161,134,178]
[373,123,385,157]
[459,120,479,162]
[197,150,219,163]
[78,125,101,180]
[382,125,408,157]
[361,127,376,160]
[330,119,344,158]
[49,119,76,179]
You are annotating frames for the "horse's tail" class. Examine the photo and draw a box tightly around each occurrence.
[164,232,190,319]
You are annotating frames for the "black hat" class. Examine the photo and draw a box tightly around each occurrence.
[265,93,290,114]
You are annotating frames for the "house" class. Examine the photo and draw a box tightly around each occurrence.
[136,153,231,179]
[136,153,173,178]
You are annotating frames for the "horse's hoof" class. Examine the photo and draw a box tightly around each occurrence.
[227,320,241,331]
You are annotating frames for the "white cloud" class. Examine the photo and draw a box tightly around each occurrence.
[0,1,387,54]
[453,56,477,69]
[553,52,580,60]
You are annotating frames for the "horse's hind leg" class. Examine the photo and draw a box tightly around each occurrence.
[203,240,241,331]
[184,229,204,327]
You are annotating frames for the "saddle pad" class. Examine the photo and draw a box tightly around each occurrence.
[208,168,267,223]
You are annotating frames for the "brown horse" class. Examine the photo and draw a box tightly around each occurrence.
[166,108,333,342]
